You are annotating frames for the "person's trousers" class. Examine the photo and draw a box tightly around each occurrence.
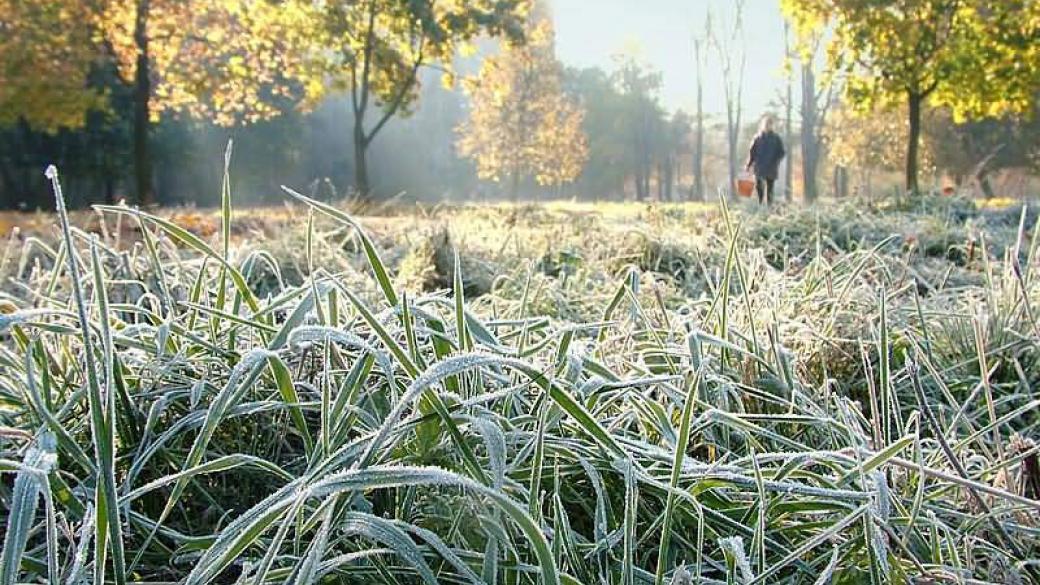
[755,177,775,205]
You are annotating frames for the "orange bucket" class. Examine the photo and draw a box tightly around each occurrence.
[735,173,755,197]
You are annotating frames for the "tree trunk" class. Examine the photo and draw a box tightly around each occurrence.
[803,144,818,202]
[692,107,704,201]
[0,136,16,208]
[692,40,704,201]
[510,168,520,202]
[833,165,848,198]
[105,174,116,205]
[800,62,820,203]
[353,121,370,199]
[784,106,792,202]
[669,156,678,202]
[656,161,665,201]
[906,92,923,195]
[726,120,737,200]
[132,0,152,206]
[783,22,793,202]
[977,169,995,198]
[634,166,645,201]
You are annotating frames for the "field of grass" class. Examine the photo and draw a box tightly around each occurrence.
[1,169,1039,584]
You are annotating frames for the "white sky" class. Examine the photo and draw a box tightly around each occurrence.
[552,0,791,118]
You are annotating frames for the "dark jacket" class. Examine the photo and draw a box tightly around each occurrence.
[747,130,785,181]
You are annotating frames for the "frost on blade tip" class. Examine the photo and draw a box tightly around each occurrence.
[870,470,891,521]
[473,418,507,487]
[0,309,65,333]
[44,164,58,179]
[718,536,755,583]
[65,503,94,585]
[670,563,692,585]
[287,325,393,373]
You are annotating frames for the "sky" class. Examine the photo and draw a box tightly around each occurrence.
[551,0,790,118]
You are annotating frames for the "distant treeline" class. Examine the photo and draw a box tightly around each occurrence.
[0,69,481,210]
[0,58,714,209]
[2,0,1038,209]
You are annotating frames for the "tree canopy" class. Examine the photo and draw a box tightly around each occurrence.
[783,0,1040,193]
[297,0,531,198]
[457,18,587,199]
[0,0,106,131]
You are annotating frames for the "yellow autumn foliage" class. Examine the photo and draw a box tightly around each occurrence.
[456,19,588,193]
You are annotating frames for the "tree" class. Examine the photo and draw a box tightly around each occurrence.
[690,15,709,201]
[563,61,683,202]
[782,22,794,201]
[300,0,528,199]
[783,0,1040,194]
[456,18,587,200]
[660,111,692,201]
[795,34,835,202]
[0,0,106,132]
[613,55,664,201]
[708,1,746,199]
[828,104,938,195]
[926,107,1040,197]
[1,0,308,205]
[563,67,630,199]
[98,0,307,204]
[0,0,116,207]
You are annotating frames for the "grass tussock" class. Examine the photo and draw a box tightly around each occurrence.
[1,168,1039,584]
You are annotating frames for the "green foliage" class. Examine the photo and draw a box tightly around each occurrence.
[1,0,306,130]
[784,0,1038,118]
[0,0,107,131]
[295,0,531,197]
[784,0,1040,192]
[299,0,530,113]
[563,58,689,200]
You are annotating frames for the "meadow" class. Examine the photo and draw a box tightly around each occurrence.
[1,170,1039,584]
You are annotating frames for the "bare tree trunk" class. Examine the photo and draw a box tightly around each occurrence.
[132,0,153,206]
[726,102,740,200]
[711,3,745,200]
[105,175,116,205]
[800,63,819,202]
[833,165,848,198]
[353,122,370,198]
[656,161,664,200]
[670,156,678,201]
[692,37,705,201]
[640,165,649,201]
[906,91,923,195]
[783,22,793,202]
[510,169,521,201]
[798,40,834,204]
[0,130,18,208]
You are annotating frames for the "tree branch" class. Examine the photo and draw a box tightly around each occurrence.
[363,36,426,146]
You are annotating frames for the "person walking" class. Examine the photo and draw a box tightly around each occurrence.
[745,114,785,206]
